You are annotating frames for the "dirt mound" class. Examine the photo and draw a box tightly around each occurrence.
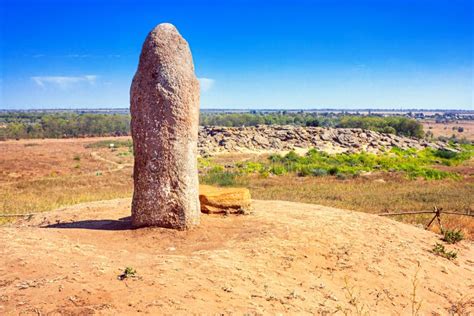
[1,199,473,314]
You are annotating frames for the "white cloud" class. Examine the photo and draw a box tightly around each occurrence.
[66,54,92,58]
[198,77,215,92]
[31,75,97,89]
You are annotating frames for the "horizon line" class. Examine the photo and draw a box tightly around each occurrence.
[1,107,473,113]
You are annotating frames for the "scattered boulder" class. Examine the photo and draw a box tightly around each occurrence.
[199,185,251,214]
[130,23,200,229]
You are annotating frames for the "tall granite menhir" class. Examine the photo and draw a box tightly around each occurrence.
[130,23,200,229]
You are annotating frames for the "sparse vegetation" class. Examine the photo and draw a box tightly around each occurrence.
[85,139,133,149]
[118,267,137,280]
[448,296,474,315]
[343,277,369,316]
[441,229,464,244]
[200,145,473,181]
[200,166,238,186]
[1,137,472,239]
[432,243,457,260]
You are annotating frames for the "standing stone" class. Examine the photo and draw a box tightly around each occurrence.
[130,23,200,229]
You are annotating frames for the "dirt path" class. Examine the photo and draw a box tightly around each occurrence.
[90,151,133,172]
[1,199,473,314]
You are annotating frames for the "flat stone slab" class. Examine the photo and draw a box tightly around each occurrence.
[199,185,251,214]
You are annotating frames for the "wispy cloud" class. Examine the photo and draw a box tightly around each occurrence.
[31,75,97,89]
[66,54,92,58]
[198,77,215,92]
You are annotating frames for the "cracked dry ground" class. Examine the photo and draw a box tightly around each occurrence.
[1,199,473,315]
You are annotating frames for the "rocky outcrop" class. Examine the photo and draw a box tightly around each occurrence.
[199,185,251,214]
[130,23,200,229]
[198,125,451,156]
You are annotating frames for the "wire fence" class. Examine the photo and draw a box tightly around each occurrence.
[379,206,473,230]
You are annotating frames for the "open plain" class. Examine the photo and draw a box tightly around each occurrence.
[1,136,473,236]
[0,136,473,314]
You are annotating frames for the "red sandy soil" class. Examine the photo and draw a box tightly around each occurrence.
[1,199,473,315]
[0,137,130,183]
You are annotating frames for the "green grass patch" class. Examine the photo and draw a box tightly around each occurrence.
[200,166,238,187]
[230,146,473,180]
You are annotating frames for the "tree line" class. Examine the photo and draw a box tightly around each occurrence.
[0,111,424,140]
[0,113,130,140]
[200,112,424,138]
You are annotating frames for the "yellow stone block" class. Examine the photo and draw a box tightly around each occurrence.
[199,185,251,214]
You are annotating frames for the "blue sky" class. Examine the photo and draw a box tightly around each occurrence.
[0,0,472,109]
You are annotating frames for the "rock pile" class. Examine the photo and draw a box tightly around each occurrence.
[198,125,450,156]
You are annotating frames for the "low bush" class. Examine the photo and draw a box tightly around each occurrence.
[200,166,238,187]
[432,243,457,260]
[269,165,286,175]
[442,229,464,244]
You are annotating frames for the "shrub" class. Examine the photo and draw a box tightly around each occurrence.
[268,154,283,163]
[201,166,237,187]
[311,168,328,177]
[270,165,287,175]
[432,243,457,260]
[297,166,313,177]
[434,149,458,160]
[381,126,397,134]
[328,167,339,175]
[259,170,270,178]
[240,161,264,173]
[284,151,299,162]
[442,229,464,244]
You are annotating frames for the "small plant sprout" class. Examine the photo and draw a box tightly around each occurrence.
[118,267,137,280]
[343,277,368,316]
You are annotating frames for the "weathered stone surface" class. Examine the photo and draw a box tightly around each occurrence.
[199,185,251,214]
[197,125,453,156]
[130,23,200,229]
